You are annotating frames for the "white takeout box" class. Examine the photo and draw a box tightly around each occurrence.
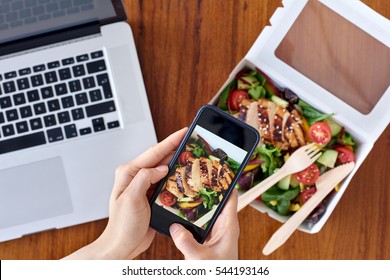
[209,0,390,233]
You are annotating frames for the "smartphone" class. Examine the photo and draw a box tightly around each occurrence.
[149,105,260,243]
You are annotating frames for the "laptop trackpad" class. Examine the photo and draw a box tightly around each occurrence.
[0,157,73,229]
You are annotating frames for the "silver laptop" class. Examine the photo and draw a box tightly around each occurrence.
[0,0,157,242]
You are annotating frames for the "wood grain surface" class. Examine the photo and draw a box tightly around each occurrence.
[0,0,389,260]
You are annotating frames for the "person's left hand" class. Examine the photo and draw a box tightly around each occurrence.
[63,128,187,259]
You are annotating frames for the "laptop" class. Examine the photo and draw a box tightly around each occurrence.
[0,0,157,242]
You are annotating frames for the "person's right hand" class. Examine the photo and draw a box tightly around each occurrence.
[169,189,240,259]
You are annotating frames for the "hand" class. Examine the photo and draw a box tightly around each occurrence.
[169,189,240,260]
[63,128,187,259]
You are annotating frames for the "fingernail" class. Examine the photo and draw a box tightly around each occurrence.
[169,223,180,235]
[156,165,168,172]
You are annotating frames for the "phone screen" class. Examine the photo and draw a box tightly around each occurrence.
[150,105,259,243]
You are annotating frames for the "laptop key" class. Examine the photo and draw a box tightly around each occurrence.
[47,127,64,143]
[3,81,16,94]
[2,124,15,137]
[33,64,46,72]
[18,68,31,76]
[86,60,106,74]
[72,64,86,77]
[30,118,43,130]
[47,61,60,69]
[92,117,105,132]
[27,89,40,102]
[76,54,89,62]
[64,124,78,139]
[0,96,12,109]
[0,131,46,155]
[61,96,74,108]
[47,99,61,112]
[82,76,95,89]
[96,73,113,99]
[0,112,4,124]
[15,121,29,133]
[54,83,68,96]
[107,120,120,129]
[68,80,81,92]
[44,71,58,83]
[19,105,33,118]
[75,92,88,105]
[58,68,72,80]
[31,74,44,87]
[79,127,92,135]
[41,86,54,99]
[85,100,116,117]
[4,71,16,79]
[71,108,84,120]
[6,109,18,122]
[13,93,26,105]
[17,77,30,91]
[89,89,102,102]
[57,111,71,123]
[62,57,75,65]
[33,102,46,115]
[43,114,57,127]
[91,50,103,59]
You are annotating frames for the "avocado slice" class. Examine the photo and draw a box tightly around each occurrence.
[271,95,289,108]
[324,118,342,137]
[317,149,338,168]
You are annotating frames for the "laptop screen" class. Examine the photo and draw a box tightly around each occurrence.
[0,0,123,45]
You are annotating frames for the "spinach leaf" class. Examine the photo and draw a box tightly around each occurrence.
[217,80,235,110]
[261,185,300,202]
[199,189,218,210]
[298,100,334,125]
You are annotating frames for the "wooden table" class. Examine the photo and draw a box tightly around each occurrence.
[0,0,389,260]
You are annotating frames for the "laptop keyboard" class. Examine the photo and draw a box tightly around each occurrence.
[0,49,120,155]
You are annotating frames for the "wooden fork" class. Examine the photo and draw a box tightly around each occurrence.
[237,143,322,212]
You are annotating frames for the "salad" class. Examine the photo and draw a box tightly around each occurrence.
[158,133,240,226]
[216,68,357,224]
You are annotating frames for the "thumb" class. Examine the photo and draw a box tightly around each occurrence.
[169,224,202,258]
[124,165,168,199]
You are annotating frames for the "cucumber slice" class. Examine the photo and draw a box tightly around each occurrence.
[208,155,220,162]
[324,118,342,137]
[271,95,289,108]
[277,174,291,190]
[237,75,260,90]
[317,149,338,168]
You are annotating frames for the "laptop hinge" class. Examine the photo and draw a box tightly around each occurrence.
[0,21,100,57]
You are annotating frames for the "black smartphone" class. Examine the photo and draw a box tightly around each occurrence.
[149,105,260,243]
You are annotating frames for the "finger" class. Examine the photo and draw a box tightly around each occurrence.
[209,189,239,238]
[131,128,187,170]
[169,224,202,258]
[219,188,239,218]
[123,165,169,200]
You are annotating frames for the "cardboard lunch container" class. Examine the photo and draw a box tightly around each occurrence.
[209,0,390,233]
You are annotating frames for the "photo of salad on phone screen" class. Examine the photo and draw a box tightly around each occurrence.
[154,125,248,229]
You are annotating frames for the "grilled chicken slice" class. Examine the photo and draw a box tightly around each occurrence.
[239,98,306,150]
[166,167,197,199]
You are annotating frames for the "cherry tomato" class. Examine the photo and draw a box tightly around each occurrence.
[299,187,317,205]
[178,151,193,165]
[160,190,177,206]
[334,146,355,164]
[228,90,249,111]
[308,122,332,145]
[294,163,320,185]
